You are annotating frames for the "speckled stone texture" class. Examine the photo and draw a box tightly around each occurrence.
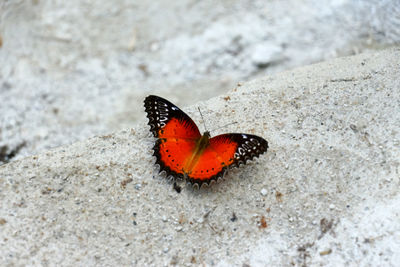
[2,0,399,165]
[0,48,399,266]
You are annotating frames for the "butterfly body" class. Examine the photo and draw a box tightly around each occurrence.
[144,95,268,187]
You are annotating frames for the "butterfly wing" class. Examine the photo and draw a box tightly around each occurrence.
[144,95,201,139]
[144,95,201,178]
[187,133,268,186]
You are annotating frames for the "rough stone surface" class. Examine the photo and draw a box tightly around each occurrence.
[0,48,399,266]
[1,0,400,164]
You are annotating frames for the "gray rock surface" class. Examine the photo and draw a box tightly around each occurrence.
[0,48,399,266]
[1,0,400,164]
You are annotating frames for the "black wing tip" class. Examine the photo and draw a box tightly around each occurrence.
[144,95,165,111]
[144,95,170,106]
[234,133,269,151]
[144,95,164,137]
[228,133,269,169]
[144,95,158,109]
[144,94,160,100]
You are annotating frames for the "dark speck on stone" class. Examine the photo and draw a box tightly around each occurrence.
[230,212,237,222]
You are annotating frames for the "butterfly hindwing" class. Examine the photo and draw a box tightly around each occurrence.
[154,138,196,179]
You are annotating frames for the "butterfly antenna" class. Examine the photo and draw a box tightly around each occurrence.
[210,121,238,133]
[198,107,209,133]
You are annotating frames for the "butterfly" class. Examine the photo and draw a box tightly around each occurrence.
[144,95,268,187]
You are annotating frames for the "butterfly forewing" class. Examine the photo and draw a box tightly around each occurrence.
[219,133,269,166]
[144,95,201,178]
[186,133,268,185]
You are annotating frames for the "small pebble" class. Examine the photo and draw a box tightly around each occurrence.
[329,204,335,210]
[260,188,268,196]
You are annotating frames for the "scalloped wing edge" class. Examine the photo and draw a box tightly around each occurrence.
[151,137,268,189]
[144,95,162,137]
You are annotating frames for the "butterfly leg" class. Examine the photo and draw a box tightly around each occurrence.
[173,182,182,193]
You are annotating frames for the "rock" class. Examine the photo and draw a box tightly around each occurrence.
[0,48,399,266]
[260,188,268,196]
[250,43,284,68]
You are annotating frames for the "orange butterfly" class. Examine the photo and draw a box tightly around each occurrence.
[144,95,268,187]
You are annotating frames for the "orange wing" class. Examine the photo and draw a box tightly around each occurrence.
[186,133,268,186]
[144,95,201,179]
[155,124,198,175]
